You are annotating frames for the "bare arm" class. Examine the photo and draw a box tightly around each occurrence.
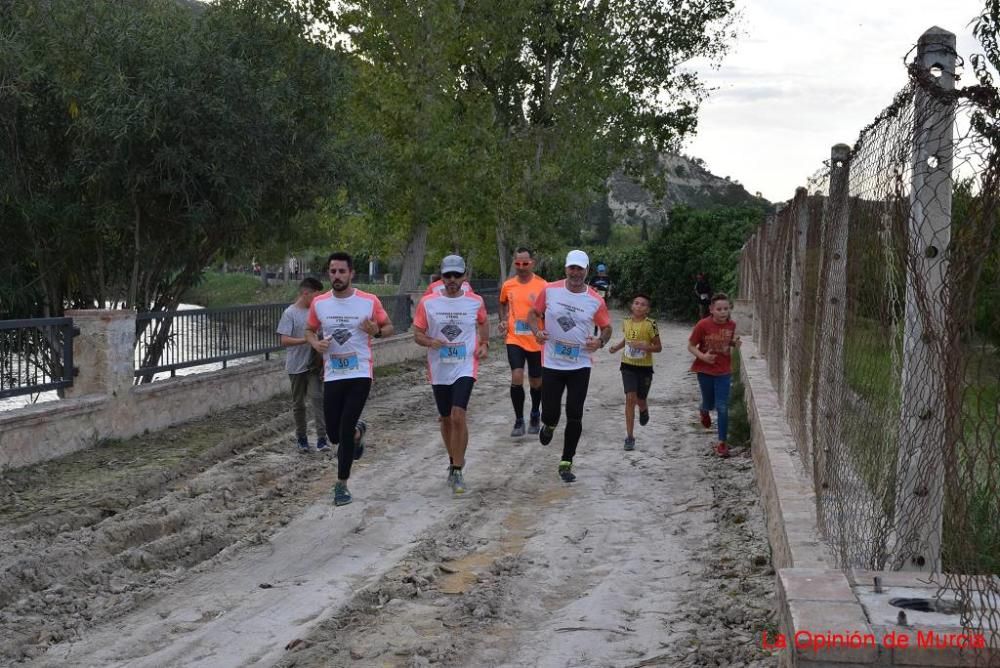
[279,334,306,347]
[476,319,490,358]
[688,341,716,365]
[305,326,330,354]
[413,325,443,349]
[528,308,548,343]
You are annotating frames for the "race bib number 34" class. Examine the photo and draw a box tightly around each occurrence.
[553,340,581,361]
[329,353,359,373]
[439,343,467,364]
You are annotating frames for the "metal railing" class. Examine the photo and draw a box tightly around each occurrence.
[134,304,285,381]
[0,318,76,399]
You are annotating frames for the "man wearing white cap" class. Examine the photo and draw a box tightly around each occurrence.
[413,254,490,495]
[527,249,612,482]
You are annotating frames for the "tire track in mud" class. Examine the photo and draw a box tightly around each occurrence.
[8,322,779,667]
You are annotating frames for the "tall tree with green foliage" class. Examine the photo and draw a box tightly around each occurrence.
[331,0,738,288]
[0,0,353,321]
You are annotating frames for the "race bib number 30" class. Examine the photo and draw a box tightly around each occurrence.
[439,343,467,364]
[552,340,581,362]
[329,353,359,373]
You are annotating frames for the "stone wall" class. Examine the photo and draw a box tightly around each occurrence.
[0,310,426,471]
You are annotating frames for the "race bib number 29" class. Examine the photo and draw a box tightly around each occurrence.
[553,340,581,361]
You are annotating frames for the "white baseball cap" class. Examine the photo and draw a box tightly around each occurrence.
[565,249,589,269]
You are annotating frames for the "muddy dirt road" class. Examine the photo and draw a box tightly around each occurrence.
[1,320,777,667]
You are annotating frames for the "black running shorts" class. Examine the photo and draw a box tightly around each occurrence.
[506,344,542,378]
[620,364,653,400]
[432,376,476,416]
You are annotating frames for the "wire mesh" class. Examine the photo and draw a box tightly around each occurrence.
[740,33,1000,660]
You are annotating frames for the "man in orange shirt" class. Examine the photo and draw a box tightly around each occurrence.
[499,247,548,437]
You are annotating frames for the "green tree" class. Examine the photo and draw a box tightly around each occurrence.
[0,0,353,320]
[330,0,737,289]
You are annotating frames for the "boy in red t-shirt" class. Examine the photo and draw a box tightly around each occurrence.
[687,293,741,457]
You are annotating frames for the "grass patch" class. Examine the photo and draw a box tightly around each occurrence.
[728,349,751,450]
[183,272,401,308]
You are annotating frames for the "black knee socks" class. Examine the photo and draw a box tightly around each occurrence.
[529,386,541,415]
[510,385,525,419]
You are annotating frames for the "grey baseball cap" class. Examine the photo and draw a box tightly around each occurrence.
[441,255,466,274]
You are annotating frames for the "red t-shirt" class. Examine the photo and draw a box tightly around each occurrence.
[689,317,737,376]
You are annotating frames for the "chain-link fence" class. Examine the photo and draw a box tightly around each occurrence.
[740,27,1000,656]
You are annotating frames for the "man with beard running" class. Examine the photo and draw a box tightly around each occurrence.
[414,255,490,495]
[499,247,547,437]
[528,250,612,482]
[306,252,394,506]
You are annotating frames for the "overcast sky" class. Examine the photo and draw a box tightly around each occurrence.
[684,0,985,202]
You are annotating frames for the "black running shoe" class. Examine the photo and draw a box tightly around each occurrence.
[539,423,555,446]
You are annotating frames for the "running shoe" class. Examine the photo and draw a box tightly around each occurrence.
[353,420,367,460]
[539,423,555,446]
[558,461,576,483]
[510,419,526,438]
[316,437,330,453]
[528,412,541,434]
[715,441,731,458]
[451,468,467,495]
[639,410,650,427]
[700,410,712,429]
[624,436,636,451]
[297,437,312,454]
[333,482,353,506]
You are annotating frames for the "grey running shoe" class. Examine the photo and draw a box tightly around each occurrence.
[511,419,526,437]
[316,437,330,453]
[353,420,367,460]
[528,412,541,434]
[333,482,353,506]
[624,436,636,451]
[451,469,467,495]
[558,461,576,483]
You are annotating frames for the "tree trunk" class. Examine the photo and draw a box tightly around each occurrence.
[397,222,428,294]
[496,224,510,283]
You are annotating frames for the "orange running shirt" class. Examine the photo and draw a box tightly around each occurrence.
[499,274,548,352]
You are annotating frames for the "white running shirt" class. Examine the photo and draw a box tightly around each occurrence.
[306,289,390,381]
[533,280,611,371]
[413,292,488,385]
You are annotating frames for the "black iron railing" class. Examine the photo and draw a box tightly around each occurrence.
[134,304,286,381]
[0,318,77,399]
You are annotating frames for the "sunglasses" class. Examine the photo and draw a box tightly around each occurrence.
[442,272,464,279]
[513,261,532,267]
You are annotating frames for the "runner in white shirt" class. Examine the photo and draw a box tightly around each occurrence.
[306,252,394,506]
[528,249,612,483]
[413,255,489,495]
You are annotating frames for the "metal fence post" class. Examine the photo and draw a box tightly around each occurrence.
[892,27,956,573]
[814,144,852,493]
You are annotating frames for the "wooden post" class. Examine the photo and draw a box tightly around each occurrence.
[892,27,956,573]
[814,144,852,492]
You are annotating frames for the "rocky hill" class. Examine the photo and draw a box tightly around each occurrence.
[607,153,768,226]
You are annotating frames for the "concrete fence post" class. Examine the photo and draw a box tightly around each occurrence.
[63,310,136,399]
[813,144,851,493]
[784,188,811,464]
[892,26,956,573]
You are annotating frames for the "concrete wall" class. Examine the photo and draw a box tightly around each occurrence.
[738,308,996,667]
[0,310,426,471]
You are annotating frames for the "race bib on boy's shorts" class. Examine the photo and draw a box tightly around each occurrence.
[626,345,645,360]
[552,340,581,362]
[329,352,359,374]
[514,319,532,335]
[439,343,467,364]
